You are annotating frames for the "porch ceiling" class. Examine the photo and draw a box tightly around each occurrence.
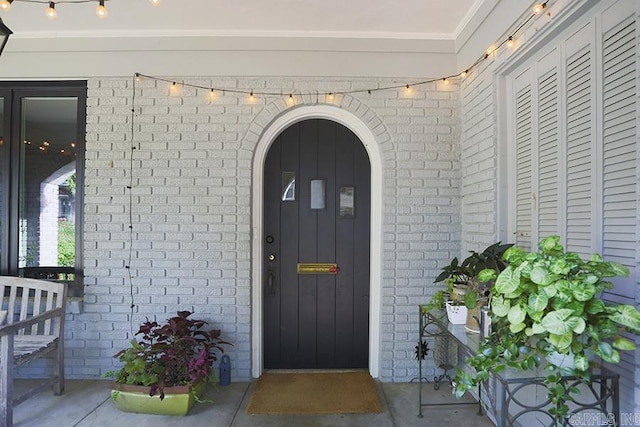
[0,0,480,41]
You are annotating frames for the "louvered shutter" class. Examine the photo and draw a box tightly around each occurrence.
[601,16,636,305]
[515,77,533,251]
[565,44,593,258]
[599,7,638,414]
[506,0,638,414]
[537,59,560,239]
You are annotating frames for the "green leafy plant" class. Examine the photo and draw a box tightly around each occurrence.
[454,235,640,422]
[105,311,231,400]
[433,242,513,309]
[57,220,75,266]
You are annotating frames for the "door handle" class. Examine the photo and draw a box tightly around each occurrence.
[267,269,276,296]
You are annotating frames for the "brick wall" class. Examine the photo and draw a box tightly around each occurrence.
[62,76,461,382]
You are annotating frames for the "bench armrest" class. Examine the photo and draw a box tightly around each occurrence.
[0,307,65,337]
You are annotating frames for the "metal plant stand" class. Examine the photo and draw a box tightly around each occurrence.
[417,306,620,426]
[418,307,482,418]
[433,333,458,390]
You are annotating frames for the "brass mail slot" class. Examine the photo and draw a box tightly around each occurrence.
[297,263,339,274]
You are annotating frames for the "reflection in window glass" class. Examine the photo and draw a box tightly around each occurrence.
[19,97,78,268]
[282,172,296,201]
[340,186,355,217]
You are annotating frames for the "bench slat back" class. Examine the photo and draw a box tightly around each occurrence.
[0,276,66,336]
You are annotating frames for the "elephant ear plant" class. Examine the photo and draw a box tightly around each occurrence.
[453,235,640,420]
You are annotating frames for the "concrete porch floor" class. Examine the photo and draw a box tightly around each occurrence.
[13,379,495,427]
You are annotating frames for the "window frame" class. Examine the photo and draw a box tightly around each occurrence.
[0,81,87,290]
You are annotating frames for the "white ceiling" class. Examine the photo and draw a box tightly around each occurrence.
[0,0,482,40]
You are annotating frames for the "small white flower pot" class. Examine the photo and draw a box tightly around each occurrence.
[445,301,468,325]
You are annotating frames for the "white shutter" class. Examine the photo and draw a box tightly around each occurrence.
[506,0,638,415]
[537,67,559,238]
[600,7,637,415]
[564,45,593,258]
[602,17,636,304]
[515,84,532,251]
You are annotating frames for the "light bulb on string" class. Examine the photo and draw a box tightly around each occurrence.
[287,94,295,105]
[46,2,57,20]
[327,92,334,101]
[532,3,545,14]
[96,0,108,19]
[442,78,449,85]
[485,45,496,56]
[506,36,514,48]
[149,0,162,6]
[460,70,468,78]
[404,84,413,95]
[0,0,13,11]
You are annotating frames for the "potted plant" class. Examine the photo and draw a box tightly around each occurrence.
[454,235,640,420]
[106,310,231,416]
[432,242,512,329]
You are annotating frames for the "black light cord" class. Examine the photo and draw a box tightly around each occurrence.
[126,73,137,335]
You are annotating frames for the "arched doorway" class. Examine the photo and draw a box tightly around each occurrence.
[262,119,370,369]
[251,105,383,377]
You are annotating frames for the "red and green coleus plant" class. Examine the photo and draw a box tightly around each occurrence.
[107,311,231,400]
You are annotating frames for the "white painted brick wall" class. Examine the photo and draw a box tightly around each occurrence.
[59,76,464,383]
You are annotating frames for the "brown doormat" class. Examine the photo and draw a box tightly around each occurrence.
[246,371,384,415]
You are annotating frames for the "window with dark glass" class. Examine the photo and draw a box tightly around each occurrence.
[0,82,87,296]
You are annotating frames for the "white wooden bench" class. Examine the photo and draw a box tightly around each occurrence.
[0,276,67,427]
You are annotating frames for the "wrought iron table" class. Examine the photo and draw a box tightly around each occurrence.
[418,306,620,427]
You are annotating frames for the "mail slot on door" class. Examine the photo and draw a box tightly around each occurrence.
[297,263,340,274]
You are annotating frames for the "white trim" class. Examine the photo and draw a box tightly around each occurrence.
[11,29,456,41]
[251,105,383,379]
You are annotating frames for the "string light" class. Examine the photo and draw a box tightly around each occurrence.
[45,2,57,20]
[131,1,555,102]
[506,36,514,48]
[532,3,545,14]
[96,0,107,19]
[2,0,160,20]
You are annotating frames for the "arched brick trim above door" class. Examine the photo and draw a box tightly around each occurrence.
[243,99,392,378]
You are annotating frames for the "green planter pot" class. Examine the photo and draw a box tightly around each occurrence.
[111,382,203,416]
